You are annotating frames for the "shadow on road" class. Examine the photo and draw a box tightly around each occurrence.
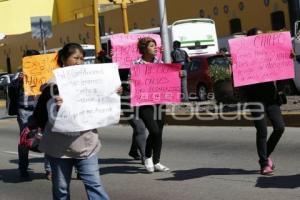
[256,174,300,189]
[10,157,44,165]
[99,158,148,175]
[9,158,136,165]
[0,116,16,120]
[158,168,257,181]
[0,169,45,183]
[100,165,147,175]
[99,158,136,165]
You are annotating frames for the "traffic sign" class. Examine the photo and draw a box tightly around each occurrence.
[30,16,53,39]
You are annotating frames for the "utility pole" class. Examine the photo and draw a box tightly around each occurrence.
[287,0,300,36]
[86,0,102,55]
[109,0,147,33]
[39,18,47,54]
[93,0,102,53]
[157,0,171,63]
[121,0,129,33]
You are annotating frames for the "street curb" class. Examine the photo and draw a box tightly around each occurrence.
[120,112,300,127]
[0,100,5,108]
[1,109,299,127]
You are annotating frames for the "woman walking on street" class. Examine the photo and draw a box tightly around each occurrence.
[12,50,52,180]
[31,43,111,200]
[241,28,286,175]
[132,37,170,173]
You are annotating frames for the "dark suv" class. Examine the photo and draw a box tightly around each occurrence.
[187,54,231,101]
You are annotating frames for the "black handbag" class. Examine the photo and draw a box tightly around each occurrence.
[277,91,287,105]
[19,127,42,153]
[274,82,287,105]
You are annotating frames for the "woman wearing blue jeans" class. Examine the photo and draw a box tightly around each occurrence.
[31,43,114,200]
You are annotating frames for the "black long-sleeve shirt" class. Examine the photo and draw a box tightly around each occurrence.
[240,81,278,104]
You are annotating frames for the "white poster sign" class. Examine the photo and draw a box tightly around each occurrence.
[51,63,121,132]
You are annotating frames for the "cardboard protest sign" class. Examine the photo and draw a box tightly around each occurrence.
[52,63,121,133]
[22,53,58,95]
[130,63,181,106]
[229,32,294,87]
[111,33,162,69]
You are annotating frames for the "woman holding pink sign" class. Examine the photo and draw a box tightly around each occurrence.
[241,28,286,176]
[132,37,170,173]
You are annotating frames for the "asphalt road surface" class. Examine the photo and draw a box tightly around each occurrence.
[0,119,300,200]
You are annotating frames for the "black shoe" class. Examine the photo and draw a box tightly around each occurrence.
[76,172,81,180]
[128,152,141,160]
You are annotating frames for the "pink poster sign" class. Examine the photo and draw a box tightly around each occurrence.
[130,63,181,106]
[229,31,294,87]
[111,33,162,69]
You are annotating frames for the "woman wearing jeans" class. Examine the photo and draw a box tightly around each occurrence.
[31,43,114,200]
[132,37,170,173]
[242,28,286,175]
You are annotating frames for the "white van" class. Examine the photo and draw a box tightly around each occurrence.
[41,44,96,64]
[170,18,219,56]
[101,18,219,57]
[81,44,96,64]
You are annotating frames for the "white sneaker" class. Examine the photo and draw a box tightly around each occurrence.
[154,163,170,172]
[144,157,154,173]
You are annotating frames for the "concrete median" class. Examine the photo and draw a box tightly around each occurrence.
[1,98,300,127]
[120,111,300,127]
[0,99,5,109]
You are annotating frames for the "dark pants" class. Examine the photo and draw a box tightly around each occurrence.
[17,108,51,173]
[122,101,146,159]
[17,109,32,173]
[139,105,165,164]
[128,116,146,159]
[250,103,285,168]
[181,70,189,102]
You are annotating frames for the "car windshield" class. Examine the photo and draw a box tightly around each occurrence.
[84,49,95,58]
[208,56,231,68]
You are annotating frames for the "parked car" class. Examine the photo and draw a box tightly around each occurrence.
[187,54,232,101]
[0,73,10,98]
[0,73,19,113]
[268,35,300,96]
[187,55,212,101]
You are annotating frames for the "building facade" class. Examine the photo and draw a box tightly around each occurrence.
[0,0,290,72]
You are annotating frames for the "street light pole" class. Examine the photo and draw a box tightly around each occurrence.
[157,0,171,63]
[93,0,102,53]
[111,0,148,34]
[121,0,129,33]
[39,18,47,54]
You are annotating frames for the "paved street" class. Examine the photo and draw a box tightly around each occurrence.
[0,118,300,200]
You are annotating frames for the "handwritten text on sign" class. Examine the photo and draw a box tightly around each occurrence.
[111,33,162,69]
[229,32,294,87]
[52,63,121,133]
[130,64,181,106]
[22,53,58,96]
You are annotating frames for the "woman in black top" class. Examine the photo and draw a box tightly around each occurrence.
[242,28,285,175]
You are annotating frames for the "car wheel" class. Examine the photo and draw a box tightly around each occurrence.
[197,84,207,101]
